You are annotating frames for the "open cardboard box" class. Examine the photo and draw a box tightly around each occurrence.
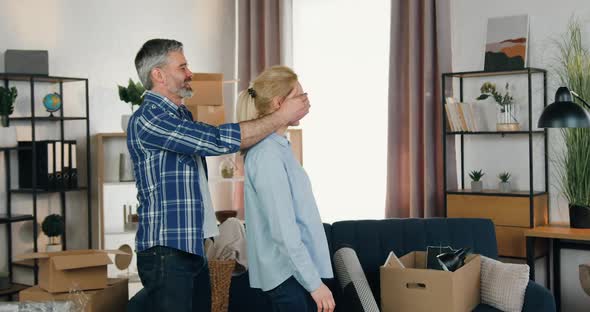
[17,249,129,293]
[380,251,481,312]
[20,278,128,312]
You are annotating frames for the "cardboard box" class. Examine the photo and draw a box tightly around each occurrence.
[185,73,224,107]
[17,249,128,293]
[20,278,128,312]
[195,105,226,126]
[380,251,481,312]
[5,49,49,75]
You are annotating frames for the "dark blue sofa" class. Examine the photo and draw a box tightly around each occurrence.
[228,218,555,312]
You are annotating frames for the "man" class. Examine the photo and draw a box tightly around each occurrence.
[126,39,309,312]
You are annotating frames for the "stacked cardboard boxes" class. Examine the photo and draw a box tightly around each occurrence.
[184,73,226,126]
[17,250,129,312]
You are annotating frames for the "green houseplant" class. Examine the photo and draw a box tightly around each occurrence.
[0,86,18,148]
[477,82,519,131]
[498,172,511,193]
[469,169,484,192]
[42,214,65,252]
[118,79,145,132]
[553,18,590,228]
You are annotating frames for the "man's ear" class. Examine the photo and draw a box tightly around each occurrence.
[151,67,165,85]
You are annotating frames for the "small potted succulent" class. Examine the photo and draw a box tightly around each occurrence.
[42,214,65,252]
[469,169,485,192]
[0,86,18,148]
[118,79,145,132]
[498,172,511,193]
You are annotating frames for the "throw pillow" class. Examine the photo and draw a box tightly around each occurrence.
[480,256,529,312]
[333,247,380,312]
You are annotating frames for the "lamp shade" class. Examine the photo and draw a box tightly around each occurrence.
[538,87,590,128]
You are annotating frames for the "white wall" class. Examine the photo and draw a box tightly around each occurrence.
[0,0,236,286]
[292,0,390,223]
[451,0,590,310]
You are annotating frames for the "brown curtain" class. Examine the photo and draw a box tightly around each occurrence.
[385,0,455,218]
[234,0,292,219]
[237,0,291,91]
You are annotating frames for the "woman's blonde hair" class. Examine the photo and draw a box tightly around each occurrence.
[237,65,298,122]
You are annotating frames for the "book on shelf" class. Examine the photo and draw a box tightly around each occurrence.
[444,98,486,132]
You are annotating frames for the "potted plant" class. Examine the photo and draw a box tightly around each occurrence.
[498,172,511,193]
[477,82,519,131]
[0,86,18,148]
[554,18,590,228]
[118,79,145,133]
[469,169,484,192]
[42,214,65,252]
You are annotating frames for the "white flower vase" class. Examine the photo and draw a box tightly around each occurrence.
[121,114,131,133]
[0,125,17,148]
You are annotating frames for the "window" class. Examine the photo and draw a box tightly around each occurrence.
[293,0,390,222]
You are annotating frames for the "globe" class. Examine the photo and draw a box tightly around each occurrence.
[43,93,62,115]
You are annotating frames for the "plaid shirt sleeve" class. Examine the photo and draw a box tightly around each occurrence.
[137,107,241,156]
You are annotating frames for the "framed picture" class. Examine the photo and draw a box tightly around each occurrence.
[484,15,529,71]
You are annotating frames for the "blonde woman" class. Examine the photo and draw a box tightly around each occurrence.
[238,66,335,312]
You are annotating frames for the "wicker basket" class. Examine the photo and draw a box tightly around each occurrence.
[209,259,236,312]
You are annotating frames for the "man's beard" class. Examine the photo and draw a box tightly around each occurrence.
[178,87,193,99]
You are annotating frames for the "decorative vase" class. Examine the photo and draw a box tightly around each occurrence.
[471,181,483,192]
[580,264,590,296]
[121,114,131,133]
[219,157,236,178]
[569,204,590,229]
[0,125,17,148]
[499,182,511,193]
[496,103,520,131]
[119,153,135,182]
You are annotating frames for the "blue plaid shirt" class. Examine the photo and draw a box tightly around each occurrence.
[127,91,241,256]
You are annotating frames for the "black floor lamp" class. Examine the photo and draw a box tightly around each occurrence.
[538,86,590,228]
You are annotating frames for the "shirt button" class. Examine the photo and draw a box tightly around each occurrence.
[151,104,156,109]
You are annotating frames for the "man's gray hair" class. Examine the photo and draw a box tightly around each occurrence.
[134,39,183,90]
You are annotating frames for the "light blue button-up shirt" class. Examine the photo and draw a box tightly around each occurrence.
[244,133,333,292]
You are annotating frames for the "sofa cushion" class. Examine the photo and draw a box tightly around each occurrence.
[330,218,498,306]
[481,256,529,312]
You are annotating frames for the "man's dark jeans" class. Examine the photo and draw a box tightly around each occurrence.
[127,246,210,312]
[265,276,317,312]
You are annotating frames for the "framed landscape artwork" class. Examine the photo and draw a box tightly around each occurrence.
[484,15,529,72]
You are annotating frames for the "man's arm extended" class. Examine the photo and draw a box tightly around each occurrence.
[239,91,309,149]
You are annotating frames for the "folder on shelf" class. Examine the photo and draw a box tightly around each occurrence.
[47,142,55,189]
[54,141,63,189]
[63,142,70,189]
[69,141,78,188]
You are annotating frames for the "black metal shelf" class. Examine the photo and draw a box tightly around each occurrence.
[442,67,546,78]
[2,73,92,287]
[0,73,87,83]
[0,214,34,224]
[0,283,29,297]
[442,68,549,234]
[447,189,548,198]
[0,146,31,153]
[10,116,88,122]
[12,259,35,268]
[446,130,545,136]
[10,186,88,194]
